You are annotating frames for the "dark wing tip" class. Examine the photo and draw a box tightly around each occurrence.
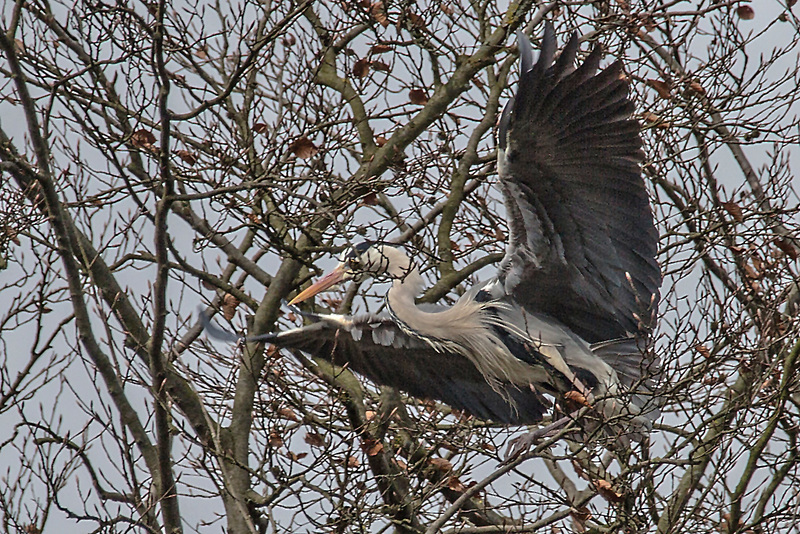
[553,31,580,78]
[516,30,534,73]
[199,308,278,343]
[199,309,242,343]
[536,21,557,73]
[502,23,560,150]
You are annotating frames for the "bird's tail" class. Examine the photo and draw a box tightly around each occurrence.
[585,337,662,447]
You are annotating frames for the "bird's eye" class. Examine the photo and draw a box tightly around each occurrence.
[347,257,359,270]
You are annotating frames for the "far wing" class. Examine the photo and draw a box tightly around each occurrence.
[497,26,661,343]
[268,315,550,425]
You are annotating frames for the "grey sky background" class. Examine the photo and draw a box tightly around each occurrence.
[1,0,799,531]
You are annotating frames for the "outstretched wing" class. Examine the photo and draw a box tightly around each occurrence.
[202,311,549,424]
[497,26,661,343]
[271,315,551,424]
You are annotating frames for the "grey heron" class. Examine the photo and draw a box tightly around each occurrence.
[204,24,661,453]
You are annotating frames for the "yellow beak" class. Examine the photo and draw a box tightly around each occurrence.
[288,265,347,305]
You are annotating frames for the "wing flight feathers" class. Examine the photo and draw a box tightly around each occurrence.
[498,25,661,343]
[201,312,549,424]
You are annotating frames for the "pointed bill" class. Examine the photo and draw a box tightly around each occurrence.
[288,265,347,305]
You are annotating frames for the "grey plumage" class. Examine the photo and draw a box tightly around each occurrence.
[203,24,662,442]
[497,28,660,344]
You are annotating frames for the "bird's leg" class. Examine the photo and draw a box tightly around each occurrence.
[535,345,595,404]
[504,374,598,463]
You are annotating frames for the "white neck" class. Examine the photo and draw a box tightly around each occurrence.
[380,246,424,306]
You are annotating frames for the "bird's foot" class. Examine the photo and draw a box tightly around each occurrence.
[503,415,573,463]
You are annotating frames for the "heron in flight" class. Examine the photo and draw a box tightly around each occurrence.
[204,25,661,453]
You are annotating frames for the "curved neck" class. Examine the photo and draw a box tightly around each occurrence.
[382,247,424,305]
[387,266,425,306]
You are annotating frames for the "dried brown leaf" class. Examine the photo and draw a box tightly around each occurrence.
[253,122,268,134]
[321,296,342,309]
[687,81,706,96]
[361,192,379,206]
[428,457,453,473]
[447,476,466,492]
[176,150,197,165]
[288,137,319,159]
[695,345,711,359]
[347,456,360,468]
[737,5,755,20]
[565,390,590,407]
[775,238,798,260]
[304,432,325,448]
[409,88,429,105]
[405,9,425,29]
[370,2,389,27]
[222,293,240,320]
[571,459,589,480]
[168,71,186,84]
[744,262,760,280]
[371,60,390,72]
[570,506,591,532]
[282,34,296,47]
[363,439,384,456]
[286,451,307,461]
[642,14,657,32]
[757,377,773,396]
[278,407,300,422]
[374,135,388,147]
[268,431,283,448]
[131,129,156,148]
[721,201,744,223]
[750,248,764,272]
[595,479,624,503]
[641,112,672,129]
[352,58,371,79]
[370,43,392,54]
[647,78,672,99]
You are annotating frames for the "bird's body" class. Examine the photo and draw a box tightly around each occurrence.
[277,241,654,435]
[376,246,566,395]
[203,24,661,446]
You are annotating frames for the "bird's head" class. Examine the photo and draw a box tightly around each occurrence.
[288,242,413,305]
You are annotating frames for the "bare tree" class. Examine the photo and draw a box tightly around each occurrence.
[1,1,799,533]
